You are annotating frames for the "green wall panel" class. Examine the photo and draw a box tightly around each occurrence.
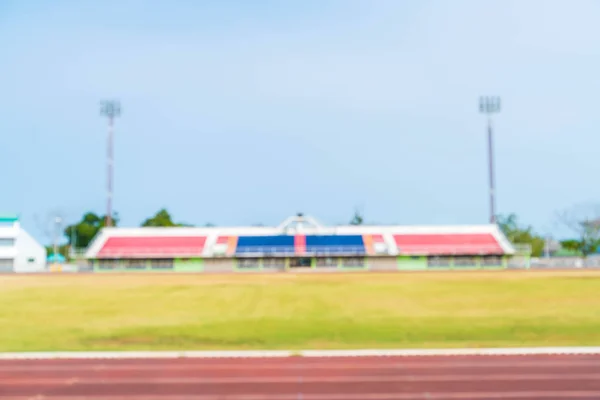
[174,258,204,272]
[397,256,427,270]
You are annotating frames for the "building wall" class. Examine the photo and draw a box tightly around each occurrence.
[369,256,401,271]
[14,228,46,272]
[204,258,235,273]
[0,223,46,273]
[91,258,205,273]
[86,255,517,273]
[0,224,18,272]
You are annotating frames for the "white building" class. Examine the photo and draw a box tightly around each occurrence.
[0,215,47,273]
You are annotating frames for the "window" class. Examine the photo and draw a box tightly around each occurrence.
[98,259,120,269]
[289,257,312,268]
[340,257,364,268]
[453,256,477,267]
[316,257,338,268]
[481,255,503,266]
[125,259,147,269]
[427,256,451,268]
[262,258,285,269]
[0,258,14,270]
[150,259,174,269]
[237,258,260,269]
[0,238,15,247]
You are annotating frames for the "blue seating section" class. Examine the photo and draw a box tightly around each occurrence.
[236,235,295,255]
[305,235,365,255]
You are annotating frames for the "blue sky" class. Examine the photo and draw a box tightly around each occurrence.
[2,0,600,242]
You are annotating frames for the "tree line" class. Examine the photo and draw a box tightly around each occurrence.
[48,209,193,257]
[497,204,600,258]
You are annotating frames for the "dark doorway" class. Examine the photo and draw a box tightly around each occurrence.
[289,257,312,268]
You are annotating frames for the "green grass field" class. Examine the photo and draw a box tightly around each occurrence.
[1,270,600,352]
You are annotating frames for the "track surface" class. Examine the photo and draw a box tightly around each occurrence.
[2,355,600,399]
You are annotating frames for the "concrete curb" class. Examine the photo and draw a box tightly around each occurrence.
[0,351,294,360]
[300,347,600,357]
[2,347,600,360]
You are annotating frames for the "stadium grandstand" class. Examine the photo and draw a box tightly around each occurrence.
[84,214,520,272]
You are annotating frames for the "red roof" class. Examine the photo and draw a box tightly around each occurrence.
[372,234,385,242]
[97,236,206,258]
[215,236,229,244]
[393,233,503,255]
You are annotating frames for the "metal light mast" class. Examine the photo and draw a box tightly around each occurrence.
[53,215,62,259]
[479,96,501,224]
[100,100,121,227]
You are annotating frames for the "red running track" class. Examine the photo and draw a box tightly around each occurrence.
[2,354,600,399]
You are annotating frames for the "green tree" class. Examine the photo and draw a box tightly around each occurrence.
[558,204,600,258]
[496,213,545,257]
[559,239,584,255]
[64,212,118,249]
[45,244,70,259]
[349,210,364,225]
[559,233,600,258]
[141,209,190,227]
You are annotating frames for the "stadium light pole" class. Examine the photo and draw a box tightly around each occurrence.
[53,216,62,259]
[479,96,501,224]
[100,100,121,228]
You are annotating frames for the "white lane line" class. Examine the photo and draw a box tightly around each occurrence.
[301,347,600,357]
[2,359,600,372]
[4,391,600,399]
[1,347,600,360]
[0,351,294,360]
[3,373,600,385]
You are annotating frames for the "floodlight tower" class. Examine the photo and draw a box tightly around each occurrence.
[100,100,121,227]
[479,96,501,224]
[53,216,62,259]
